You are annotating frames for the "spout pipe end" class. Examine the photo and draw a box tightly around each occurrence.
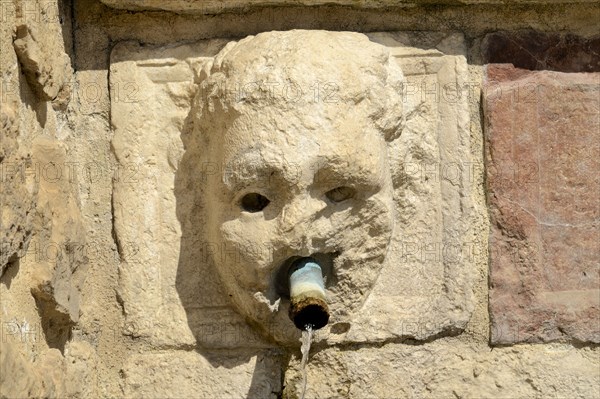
[288,257,330,330]
[289,296,329,330]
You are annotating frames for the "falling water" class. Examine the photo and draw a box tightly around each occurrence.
[299,324,314,399]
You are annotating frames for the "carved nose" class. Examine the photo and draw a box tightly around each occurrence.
[280,195,326,232]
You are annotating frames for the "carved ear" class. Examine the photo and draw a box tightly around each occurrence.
[192,36,246,85]
[210,40,239,73]
[379,84,406,142]
[191,37,241,85]
[194,58,214,84]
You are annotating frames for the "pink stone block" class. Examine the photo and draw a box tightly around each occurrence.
[485,64,600,344]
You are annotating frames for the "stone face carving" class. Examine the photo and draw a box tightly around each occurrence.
[110,30,474,352]
[192,31,404,342]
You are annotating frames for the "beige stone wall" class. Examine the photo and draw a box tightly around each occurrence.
[1,1,598,398]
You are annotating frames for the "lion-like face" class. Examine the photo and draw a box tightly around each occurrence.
[195,30,402,344]
[202,106,394,343]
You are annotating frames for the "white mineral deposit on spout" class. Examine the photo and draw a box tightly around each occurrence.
[299,324,314,399]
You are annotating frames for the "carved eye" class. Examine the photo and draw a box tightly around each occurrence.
[240,193,270,212]
[325,186,355,203]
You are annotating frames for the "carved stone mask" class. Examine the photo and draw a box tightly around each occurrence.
[193,30,405,344]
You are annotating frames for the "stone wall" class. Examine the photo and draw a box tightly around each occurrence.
[1,1,598,398]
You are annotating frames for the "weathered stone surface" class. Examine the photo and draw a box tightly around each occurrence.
[283,339,600,398]
[3,0,599,396]
[0,340,44,398]
[110,31,475,349]
[482,31,600,72]
[99,0,599,14]
[1,4,96,398]
[23,137,89,348]
[0,339,94,399]
[0,101,37,277]
[110,39,232,348]
[123,350,283,398]
[485,64,600,344]
[63,341,98,398]
[13,24,72,101]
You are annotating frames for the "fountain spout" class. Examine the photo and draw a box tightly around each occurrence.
[288,257,330,330]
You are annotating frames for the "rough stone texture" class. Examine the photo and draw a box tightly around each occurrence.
[283,339,600,398]
[110,31,475,349]
[485,64,600,344]
[99,0,599,14]
[482,31,600,72]
[0,340,44,398]
[0,99,37,277]
[12,22,72,101]
[110,39,231,349]
[123,350,283,398]
[1,1,94,398]
[2,0,600,397]
[0,338,97,399]
[28,137,89,346]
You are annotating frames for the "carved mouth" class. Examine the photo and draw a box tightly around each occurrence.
[273,252,337,299]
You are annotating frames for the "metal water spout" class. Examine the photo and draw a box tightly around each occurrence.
[288,257,330,330]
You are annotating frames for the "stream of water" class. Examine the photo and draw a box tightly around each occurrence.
[299,324,314,399]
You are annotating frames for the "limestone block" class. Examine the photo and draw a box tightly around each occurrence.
[35,348,68,397]
[0,101,37,276]
[283,340,600,398]
[13,24,72,101]
[99,0,600,14]
[0,340,78,399]
[122,350,282,398]
[0,331,98,399]
[0,100,19,165]
[23,137,88,347]
[0,340,44,398]
[64,341,98,398]
[485,65,600,344]
[110,31,475,348]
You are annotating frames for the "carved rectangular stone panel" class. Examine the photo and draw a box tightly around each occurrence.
[110,39,272,349]
[356,32,474,342]
[109,31,475,349]
[485,64,600,344]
